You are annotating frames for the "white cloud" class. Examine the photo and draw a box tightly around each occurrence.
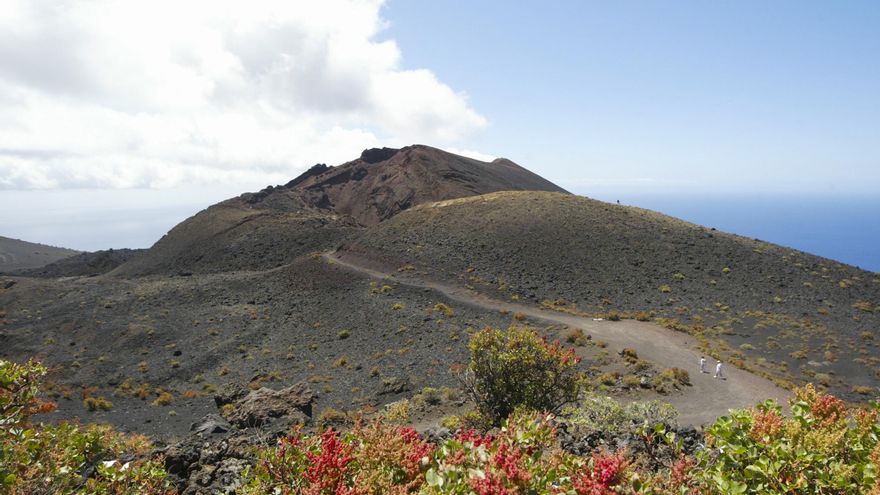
[0,0,488,189]
[443,147,497,163]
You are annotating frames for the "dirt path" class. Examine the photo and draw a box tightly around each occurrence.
[325,250,790,427]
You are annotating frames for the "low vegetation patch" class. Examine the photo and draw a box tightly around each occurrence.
[1,360,171,493]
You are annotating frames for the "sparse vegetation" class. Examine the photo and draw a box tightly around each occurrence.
[431,302,454,317]
[151,391,173,406]
[83,396,113,411]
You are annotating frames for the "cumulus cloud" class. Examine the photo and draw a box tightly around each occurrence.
[0,0,487,189]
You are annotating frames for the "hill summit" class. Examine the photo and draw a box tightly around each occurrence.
[112,145,565,276]
[278,144,568,226]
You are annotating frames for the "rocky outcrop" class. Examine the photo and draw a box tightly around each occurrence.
[221,383,315,428]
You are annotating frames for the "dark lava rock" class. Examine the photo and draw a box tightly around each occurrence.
[213,383,247,408]
[223,383,315,428]
[190,414,231,436]
[360,147,399,164]
[421,427,452,443]
[379,376,411,395]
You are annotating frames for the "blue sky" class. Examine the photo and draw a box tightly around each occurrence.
[384,0,880,195]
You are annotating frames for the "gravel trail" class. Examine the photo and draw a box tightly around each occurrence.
[326,250,790,427]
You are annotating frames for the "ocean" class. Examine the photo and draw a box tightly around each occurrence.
[589,193,880,273]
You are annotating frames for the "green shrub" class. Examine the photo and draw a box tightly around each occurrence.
[696,384,880,493]
[598,372,619,386]
[562,393,679,436]
[412,387,444,407]
[0,359,171,493]
[622,375,641,389]
[652,368,690,394]
[317,407,351,427]
[461,326,582,424]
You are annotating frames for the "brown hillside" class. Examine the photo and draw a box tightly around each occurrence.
[287,145,568,226]
[112,145,566,276]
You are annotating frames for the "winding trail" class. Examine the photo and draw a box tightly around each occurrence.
[325,250,790,427]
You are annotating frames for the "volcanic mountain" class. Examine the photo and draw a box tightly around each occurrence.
[112,145,566,276]
[0,144,877,445]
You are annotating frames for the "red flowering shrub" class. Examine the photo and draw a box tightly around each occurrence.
[245,419,434,495]
[572,451,627,495]
[242,384,880,495]
[305,429,358,494]
[425,410,575,494]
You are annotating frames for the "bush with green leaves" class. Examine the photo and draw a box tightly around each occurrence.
[693,384,880,494]
[0,359,173,494]
[562,394,679,437]
[461,326,583,424]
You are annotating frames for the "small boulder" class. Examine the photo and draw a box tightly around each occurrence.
[379,376,410,395]
[191,414,231,436]
[222,383,315,428]
[213,383,247,408]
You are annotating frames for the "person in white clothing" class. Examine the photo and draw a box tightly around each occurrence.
[700,356,707,373]
[714,361,724,379]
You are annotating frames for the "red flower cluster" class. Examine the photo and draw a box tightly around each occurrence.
[469,471,511,495]
[572,452,626,495]
[398,426,435,477]
[456,429,495,448]
[491,443,532,485]
[668,456,695,490]
[750,408,783,442]
[543,337,583,366]
[304,429,359,495]
[810,394,846,426]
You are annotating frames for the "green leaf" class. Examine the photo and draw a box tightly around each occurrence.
[425,469,444,487]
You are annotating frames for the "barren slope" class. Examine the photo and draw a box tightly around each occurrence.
[0,236,80,271]
[342,191,880,400]
[16,248,144,278]
[111,195,360,277]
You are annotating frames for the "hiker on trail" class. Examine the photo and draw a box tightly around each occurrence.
[700,356,707,373]
[714,361,724,379]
